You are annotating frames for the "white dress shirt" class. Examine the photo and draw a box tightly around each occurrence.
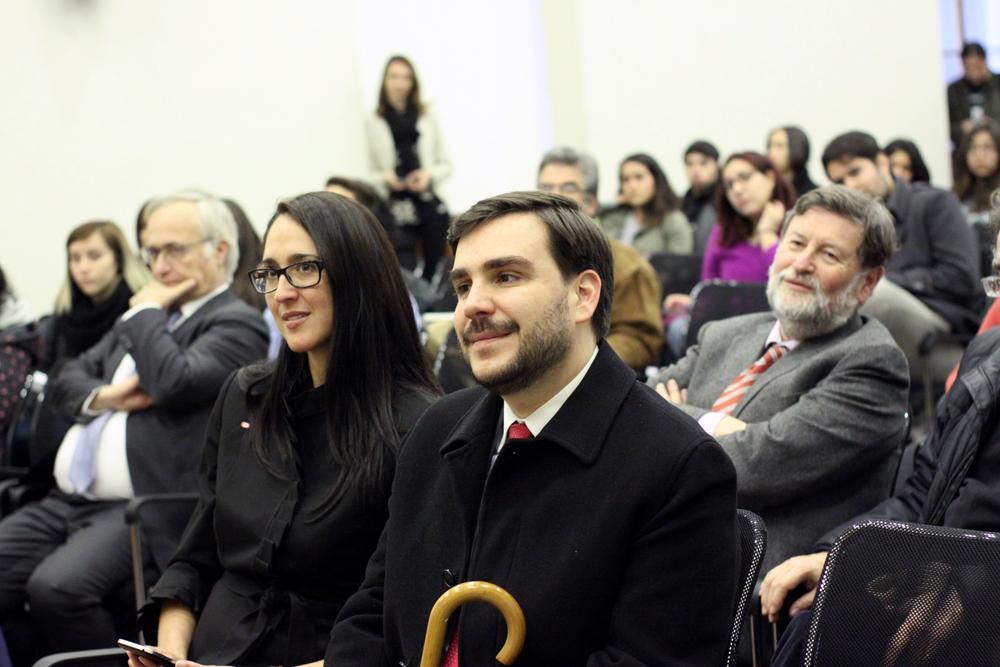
[53,283,230,499]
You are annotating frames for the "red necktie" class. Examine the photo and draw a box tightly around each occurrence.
[441,422,533,667]
[711,344,786,415]
[507,421,533,440]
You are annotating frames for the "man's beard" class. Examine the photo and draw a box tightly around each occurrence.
[766,264,866,340]
[460,296,573,396]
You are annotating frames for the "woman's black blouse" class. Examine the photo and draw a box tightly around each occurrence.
[145,369,435,665]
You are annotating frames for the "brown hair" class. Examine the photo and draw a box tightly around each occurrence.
[54,220,150,313]
[448,191,614,338]
[377,55,425,117]
[716,151,797,247]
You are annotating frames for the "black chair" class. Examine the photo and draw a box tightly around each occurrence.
[728,510,767,667]
[125,493,199,642]
[801,520,1000,666]
[432,328,476,394]
[29,493,199,667]
[686,281,770,350]
[32,648,126,667]
[647,253,703,298]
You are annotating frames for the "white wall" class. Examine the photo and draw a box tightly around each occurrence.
[1,0,950,313]
[570,0,950,204]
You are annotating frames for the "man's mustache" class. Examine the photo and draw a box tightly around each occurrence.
[462,318,519,345]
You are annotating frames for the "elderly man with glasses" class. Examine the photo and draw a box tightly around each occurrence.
[0,191,268,663]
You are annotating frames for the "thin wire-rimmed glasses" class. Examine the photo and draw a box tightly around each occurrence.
[140,238,210,266]
[247,260,326,294]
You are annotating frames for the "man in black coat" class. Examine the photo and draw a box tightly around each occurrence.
[822,131,981,381]
[327,191,739,666]
[0,192,269,659]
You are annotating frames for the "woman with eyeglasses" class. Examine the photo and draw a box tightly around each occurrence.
[662,152,796,356]
[128,192,439,667]
[601,153,692,256]
[41,221,150,375]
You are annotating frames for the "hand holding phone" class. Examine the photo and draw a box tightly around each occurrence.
[118,639,177,667]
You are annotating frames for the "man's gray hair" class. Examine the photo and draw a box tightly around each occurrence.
[538,146,599,197]
[780,185,896,269]
[145,190,240,275]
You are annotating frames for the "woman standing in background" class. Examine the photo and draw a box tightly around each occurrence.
[364,55,451,279]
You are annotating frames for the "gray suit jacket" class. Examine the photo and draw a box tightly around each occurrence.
[649,311,909,571]
[48,289,269,565]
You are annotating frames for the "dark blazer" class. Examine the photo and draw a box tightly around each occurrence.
[47,289,269,565]
[145,368,436,665]
[649,312,909,572]
[884,178,982,333]
[327,342,739,667]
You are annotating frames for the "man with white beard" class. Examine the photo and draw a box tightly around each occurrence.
[648,185,910,573]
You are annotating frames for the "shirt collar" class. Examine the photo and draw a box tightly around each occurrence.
[766,320,802,351]
[176,282,231,325]
[500,345,599,448]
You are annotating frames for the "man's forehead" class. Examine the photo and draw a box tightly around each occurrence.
[453,213,551,266]
[538,163,584,185]
[788,209,863,248]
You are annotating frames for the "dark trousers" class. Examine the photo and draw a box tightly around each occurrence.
[770,610,811,667]
[392,191,450,279]
[0,494,138,663]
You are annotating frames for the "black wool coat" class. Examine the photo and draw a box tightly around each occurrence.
[327,342,739,666]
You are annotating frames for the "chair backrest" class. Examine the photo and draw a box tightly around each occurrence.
[686,281,770,350]
[646,252,703,297]
[803,520,1000,666]
[125,493,199,643]
[727,509,767,667]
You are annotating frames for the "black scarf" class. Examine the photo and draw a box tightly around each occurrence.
[384,104,421,177]
[682,186,715,223]
[55,279,133,358]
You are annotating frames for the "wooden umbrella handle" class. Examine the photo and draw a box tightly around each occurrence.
[419,581,527,667]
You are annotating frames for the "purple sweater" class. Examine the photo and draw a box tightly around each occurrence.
[701,224,777,282]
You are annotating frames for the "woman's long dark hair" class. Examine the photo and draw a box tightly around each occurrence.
[884,138,931,184]
[618,153,681,226]
[252,192,438,509]
[772,126,816,196]
[715,152,797,247]
[377,55,424,117]
[954,121,1000,212]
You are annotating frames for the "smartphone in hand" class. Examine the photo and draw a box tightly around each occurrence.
[117,639,177,666]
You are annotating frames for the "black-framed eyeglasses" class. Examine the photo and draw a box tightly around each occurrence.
[140,238,210,266]
[247,260,326,294]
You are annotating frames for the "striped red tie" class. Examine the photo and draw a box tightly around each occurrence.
[710,344,786,415]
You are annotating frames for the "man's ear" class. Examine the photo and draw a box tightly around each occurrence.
[855,266,885,305]
[572,269,601,325]
[214,240,230,268]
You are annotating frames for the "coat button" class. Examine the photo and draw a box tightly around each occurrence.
[442,568,456,586]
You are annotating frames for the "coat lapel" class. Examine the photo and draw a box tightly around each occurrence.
[735,315,862,412]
